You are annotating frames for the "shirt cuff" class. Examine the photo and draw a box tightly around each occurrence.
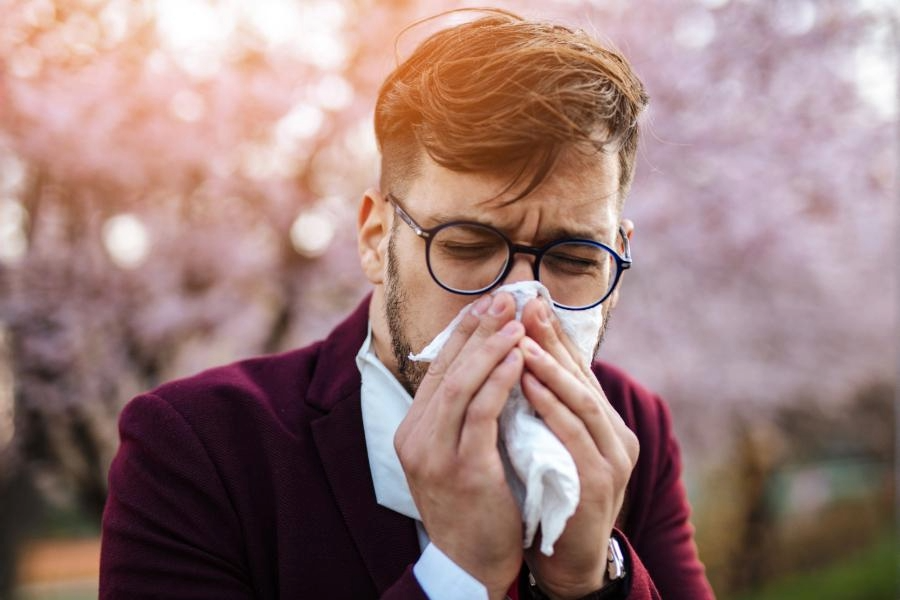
[413,542,489,600]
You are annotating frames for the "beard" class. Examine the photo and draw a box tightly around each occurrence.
[592,306,613,360]
[384,232,430,396]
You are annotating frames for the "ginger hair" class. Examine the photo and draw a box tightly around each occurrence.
[374,9,649,205]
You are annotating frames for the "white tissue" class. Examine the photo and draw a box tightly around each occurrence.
[409,281,604,555]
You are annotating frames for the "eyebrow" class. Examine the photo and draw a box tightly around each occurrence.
[424,210,611,243]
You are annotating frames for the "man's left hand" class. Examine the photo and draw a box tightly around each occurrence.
[518,298,639,599]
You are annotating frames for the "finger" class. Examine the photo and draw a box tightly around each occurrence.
[520,337,624,457]
[458,348,523,459]
[526,365,637,493]
[398,296,492,453]
[520,370,599,460]
[520,298,598,389]
[413,294,493,408]
[421,294,524,451]
[404,292,504,439]
[521,298,627,437]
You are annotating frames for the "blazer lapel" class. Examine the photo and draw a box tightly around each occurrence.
[308,296,420,594]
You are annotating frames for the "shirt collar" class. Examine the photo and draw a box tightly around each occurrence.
[355,324,421,521]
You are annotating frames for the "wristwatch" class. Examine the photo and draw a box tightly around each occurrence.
[527,536,628,599]
[606,535,626,582]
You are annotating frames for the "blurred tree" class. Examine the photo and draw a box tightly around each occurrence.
[0,0,453,591]
[583,0,897,441]
[0,0,895,596]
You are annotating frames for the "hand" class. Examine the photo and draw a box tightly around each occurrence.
[518,298,639,599]
[394,292,525,600]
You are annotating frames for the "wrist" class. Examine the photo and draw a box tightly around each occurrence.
[527,535,628,600]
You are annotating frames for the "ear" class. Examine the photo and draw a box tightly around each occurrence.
[358,188,391,284]
[607,218,634,310]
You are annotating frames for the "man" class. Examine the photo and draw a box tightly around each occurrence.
[100,9,714,600]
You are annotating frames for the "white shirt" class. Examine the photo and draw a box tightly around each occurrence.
[356,325,490,600]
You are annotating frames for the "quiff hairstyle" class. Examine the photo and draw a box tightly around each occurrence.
[375,9,649,206]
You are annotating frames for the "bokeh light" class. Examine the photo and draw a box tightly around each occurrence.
[169,89,206,123]
[771,0,817,37]
[290,209,336,257]
[0,200,28,264]
[102,213,150,269]
[673,8,716,49]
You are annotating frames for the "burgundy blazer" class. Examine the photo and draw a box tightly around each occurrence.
[100,296,714,599]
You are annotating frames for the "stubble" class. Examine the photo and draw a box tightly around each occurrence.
[384,231,429,396]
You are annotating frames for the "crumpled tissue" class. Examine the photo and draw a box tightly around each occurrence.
[409,281,604,556]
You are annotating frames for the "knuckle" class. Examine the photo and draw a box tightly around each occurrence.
[587,461,616,491]
[595,460,624,490]
[472,320,499,342]
[609,448,635,485]
[455,312,480,337]
[624,430,640,465]
[395,440,414,470]
[478,309,515,336]
[581,393,603,417]
[555,425,580,447]
[456,461,493,492]
[461,474,488,495]
[427,354,449,378]
[440,376,463,399]
[421,461,444,483]
[394,423,409,451]
[465,400,494,424]
[406,451,447,482]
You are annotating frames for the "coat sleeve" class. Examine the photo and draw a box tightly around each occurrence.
[380,566,431,599]
[615,529,662,599]
[100,393,254,599]
[101,393,434,600]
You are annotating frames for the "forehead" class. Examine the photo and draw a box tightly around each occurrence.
[403,147,620,241]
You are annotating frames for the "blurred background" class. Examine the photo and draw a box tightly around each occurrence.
[0,0,896,598]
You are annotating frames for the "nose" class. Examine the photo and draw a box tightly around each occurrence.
[500,252,539,286]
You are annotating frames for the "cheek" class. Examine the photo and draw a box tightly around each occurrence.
[395,257,476,348]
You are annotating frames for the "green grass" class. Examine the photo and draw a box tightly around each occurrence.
[734,534,897,600]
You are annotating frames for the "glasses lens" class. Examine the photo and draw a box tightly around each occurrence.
[428,224,509,292]
[540,242,617,308]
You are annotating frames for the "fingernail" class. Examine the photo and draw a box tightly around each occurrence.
[501,321,521,336]
[522,337,542,357]
[489,295,507,316]
[472,296,492,316]
[504,349,520,363]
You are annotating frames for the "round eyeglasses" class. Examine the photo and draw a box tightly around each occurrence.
[387,194,632,310]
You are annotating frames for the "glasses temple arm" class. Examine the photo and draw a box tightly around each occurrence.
[618,226,633,266]
[388,194,429,238]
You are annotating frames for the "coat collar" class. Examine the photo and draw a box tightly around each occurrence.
[305,293,372,413]
[308,294,420,594]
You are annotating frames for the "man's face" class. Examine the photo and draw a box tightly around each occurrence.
[368,146,627,394]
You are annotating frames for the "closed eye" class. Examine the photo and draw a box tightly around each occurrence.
[544,251,603,274]
[436,242,502,260]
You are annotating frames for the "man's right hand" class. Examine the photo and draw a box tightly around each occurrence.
[394,292,525,600]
